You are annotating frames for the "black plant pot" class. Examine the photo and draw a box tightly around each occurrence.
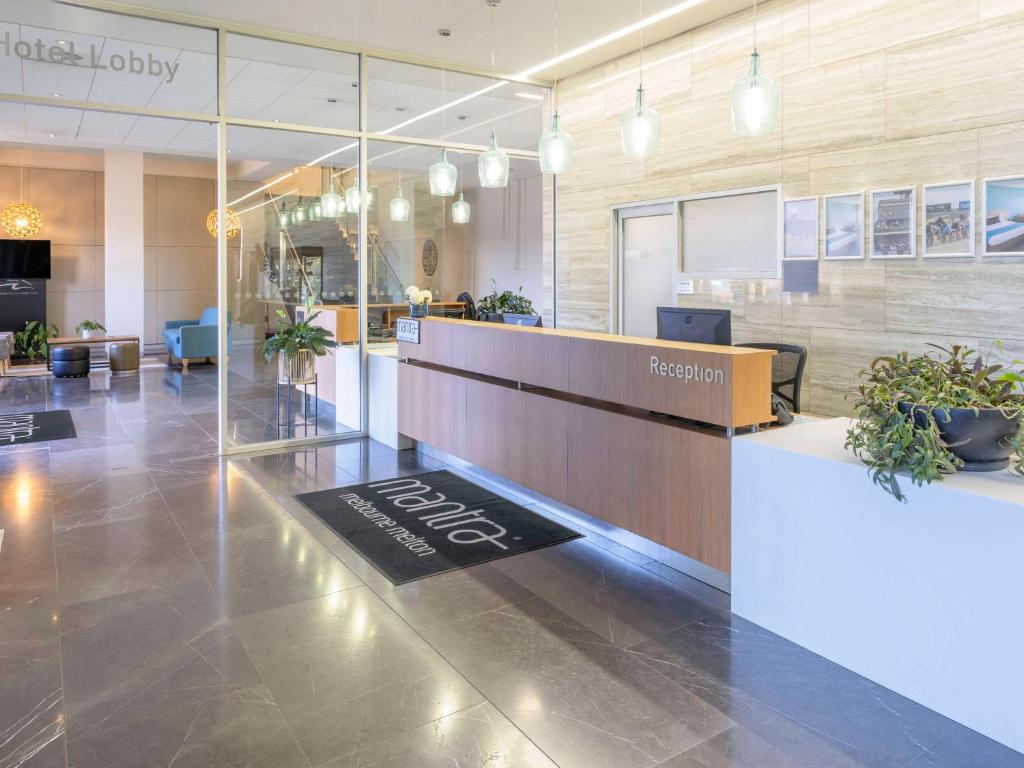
[899,402,1021,471]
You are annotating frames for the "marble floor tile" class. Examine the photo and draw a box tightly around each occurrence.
[51,471,167,531]
[234,589,484,765]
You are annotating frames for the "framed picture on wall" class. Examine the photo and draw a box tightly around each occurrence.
[870,187,915,259]
[983,176,1024,256]
[783,197,818,261]
[823,192,864,260]
[923,181,974,259]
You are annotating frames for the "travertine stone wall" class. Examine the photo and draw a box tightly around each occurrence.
[546,0,1024,415]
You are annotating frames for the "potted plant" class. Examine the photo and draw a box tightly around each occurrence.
[475,280,536,322]
[261,298,340,384]
[405,285,433,318]
[846,344,1024,502]
[75,320,106,339]
[13,320,58,363]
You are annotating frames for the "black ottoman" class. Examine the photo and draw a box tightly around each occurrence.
[52,346,90,378]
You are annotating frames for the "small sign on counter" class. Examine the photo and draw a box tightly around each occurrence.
[396,317,420,344]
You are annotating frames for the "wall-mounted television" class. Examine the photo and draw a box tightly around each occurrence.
[0,240,51,279]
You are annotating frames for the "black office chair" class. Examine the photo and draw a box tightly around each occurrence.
[736,342,807,413]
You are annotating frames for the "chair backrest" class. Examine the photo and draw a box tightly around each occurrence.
[198,307,218,326]
[736,342,807,413]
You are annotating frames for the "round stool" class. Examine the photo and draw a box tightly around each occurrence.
[52,346,90,378]
[109,342,140,373]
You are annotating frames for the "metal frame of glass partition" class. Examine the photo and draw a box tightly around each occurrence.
[0,0,551,455]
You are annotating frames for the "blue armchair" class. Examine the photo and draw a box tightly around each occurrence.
[163,307,232,373]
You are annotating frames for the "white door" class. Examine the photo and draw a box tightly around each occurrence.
[618,205,677,338]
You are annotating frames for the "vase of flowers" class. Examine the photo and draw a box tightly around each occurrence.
[405,285,433,318]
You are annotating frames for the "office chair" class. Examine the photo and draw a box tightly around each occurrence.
[736,342,807,413]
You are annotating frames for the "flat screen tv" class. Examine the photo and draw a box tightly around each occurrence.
[0,240,51,279]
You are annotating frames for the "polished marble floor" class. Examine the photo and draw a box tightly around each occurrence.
[1,369,1021,768]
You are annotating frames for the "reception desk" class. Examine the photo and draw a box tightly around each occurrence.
[397,318,775,578]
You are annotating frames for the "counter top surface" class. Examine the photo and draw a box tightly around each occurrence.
[738,417,1024,507]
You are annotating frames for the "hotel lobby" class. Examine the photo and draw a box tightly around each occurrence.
[2,1,1023,767]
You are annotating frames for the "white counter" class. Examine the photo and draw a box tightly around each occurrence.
[731,417,1024,753]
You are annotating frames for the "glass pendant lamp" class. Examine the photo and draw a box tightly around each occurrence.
[278,201,290,228]
[320,169,344,219]
[309,198,322,221]
[345,183,361,212]
[619,0,661,158]
[478,0,510,188]
[538,0,574,173]
[478,133,509,188]
[451,154,470,224]
[291,196,307,224]
[730,0,778,138]
[429,148,458,196]
[390,173,410,222]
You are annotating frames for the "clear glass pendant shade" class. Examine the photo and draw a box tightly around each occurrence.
[539,112,574,173]
[278,204,290,228]
[730,51,778,136]
[390,187,410,222]
[345,185,361,212]
[320,181,344,218]
[291,197,307,224]
[451,192,471,224]
[620,86,661,158]
[478,133,509,188]
[309,198,322,221]
[428,148,458,196]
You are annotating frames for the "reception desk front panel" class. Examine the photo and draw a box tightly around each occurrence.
[397,318,774,576]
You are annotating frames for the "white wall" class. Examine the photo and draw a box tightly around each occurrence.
[103,150,145,339]
[465,174,543,310]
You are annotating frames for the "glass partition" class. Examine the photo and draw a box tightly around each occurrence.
[225,125,362,447]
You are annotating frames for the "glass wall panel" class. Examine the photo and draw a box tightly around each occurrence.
[367,139,546,335]
[226,34,359,130]
[0,2,217,114]
[225,125,361,447]
[367,59,546,151]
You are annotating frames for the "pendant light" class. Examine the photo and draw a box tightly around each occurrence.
[429,29,459,197]
[730,0,778,136]
[390,172,411,222]
[619,0,661,158]
[345,183,361,212]
[538,0,574,173]
[478,0,509,188]
[277,200,290,229]
[291,196,307,224]
[452,153,471,224]
[320,167,345,218]
[1,167,43,239]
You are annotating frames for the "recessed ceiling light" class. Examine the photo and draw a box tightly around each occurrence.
[514,92,545,101]
[48,133,55,138]
[52,92,60,97]
[57,40,67,45]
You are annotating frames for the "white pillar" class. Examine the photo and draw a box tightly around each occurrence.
[103,150,145,339]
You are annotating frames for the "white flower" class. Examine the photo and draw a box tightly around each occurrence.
[404,285,420,302]
[420,290,433,304]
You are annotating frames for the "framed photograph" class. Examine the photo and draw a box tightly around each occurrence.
[783,197,818,261]
[870,187,915,259]
[923,181,974,258]
[823,192,864,260]
[983,176,1024,256]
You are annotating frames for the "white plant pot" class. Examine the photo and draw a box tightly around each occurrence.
[279,349,316,384]
[81,329,96,339]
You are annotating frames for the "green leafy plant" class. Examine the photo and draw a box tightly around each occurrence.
[261,298,340,360]
[845,343,1024,502]
[75,320,106,333]
[13,320,58,361]
[476,279,535,317]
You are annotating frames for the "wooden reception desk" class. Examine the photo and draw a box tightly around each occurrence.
[397,318,774,576]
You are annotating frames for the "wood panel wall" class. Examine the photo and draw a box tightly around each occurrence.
[545,0,1024,416]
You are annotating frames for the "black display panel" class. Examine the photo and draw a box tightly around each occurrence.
[0,240,51,279]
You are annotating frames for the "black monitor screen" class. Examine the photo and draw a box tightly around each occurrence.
[502,313,542,328]
[0,240,51,279]
[656,307,731,345]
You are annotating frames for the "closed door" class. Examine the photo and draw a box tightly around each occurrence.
[618,205,677,339]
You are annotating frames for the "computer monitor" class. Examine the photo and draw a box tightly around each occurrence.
[656,307,731,345]
[502,313,542,328]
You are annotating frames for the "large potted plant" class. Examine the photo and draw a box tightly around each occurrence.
[75,320,106,339]
[476,280,536,322]
[13,320,58,363]
[846,344,1024,501]
[262,299,339,384]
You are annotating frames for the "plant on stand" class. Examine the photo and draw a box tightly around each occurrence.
[261,298,339,384]
[405,285,433,318]
[845,344,1024,501]
[75,320,106,339]
[475,279,535,321]
[14,320,58,362]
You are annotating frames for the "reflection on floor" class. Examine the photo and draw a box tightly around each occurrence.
[1,369,1021,768]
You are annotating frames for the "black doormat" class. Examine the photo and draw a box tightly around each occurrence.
[296,470,581,584]
[0,410,76,446]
